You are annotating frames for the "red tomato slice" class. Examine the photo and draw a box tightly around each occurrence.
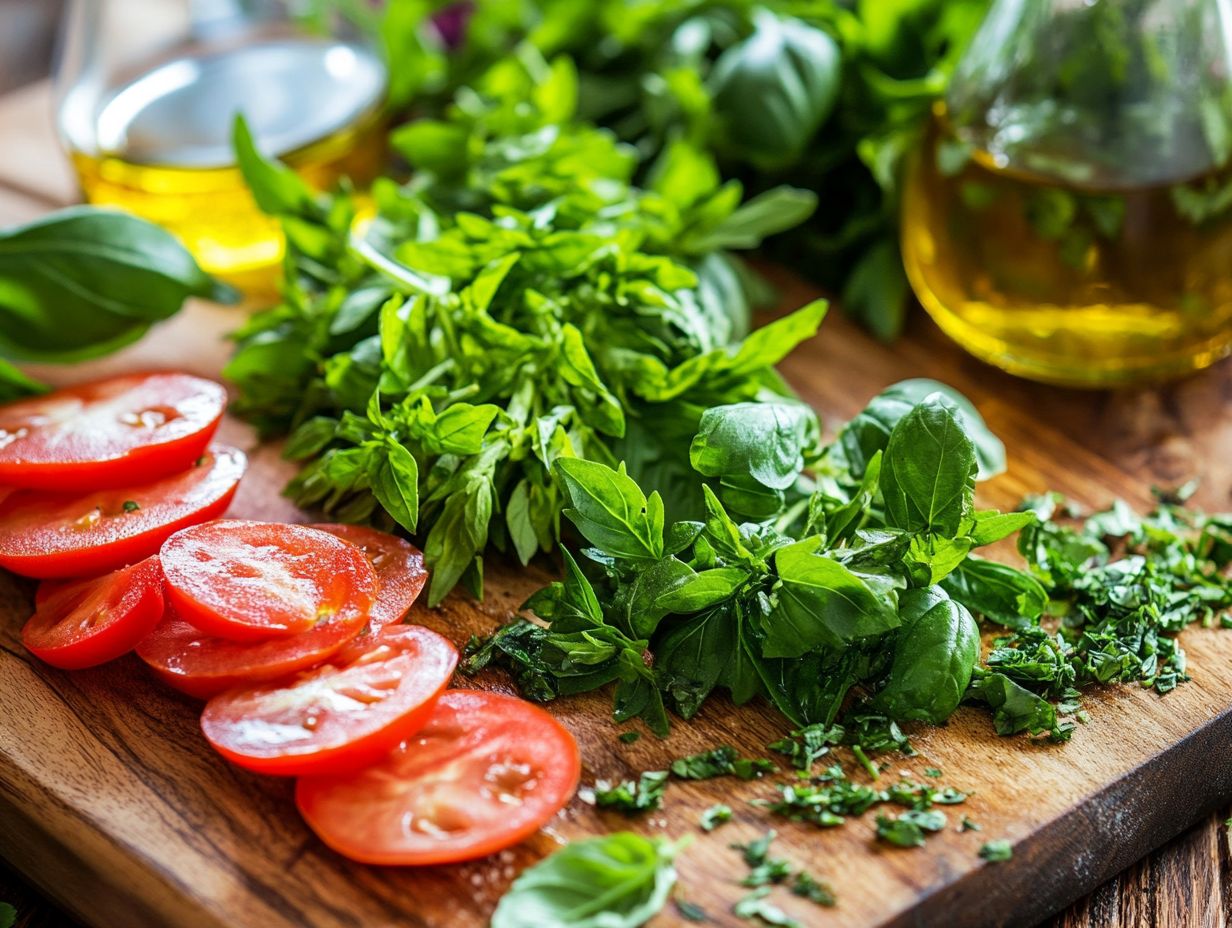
[308,523,426,627]
[295,690,581,866]
[135,601,369,699]
[160,521,378,641]
[21,557,165,669]
[201,625,458,776]
[0,373,226,491]
[0,446,245,579]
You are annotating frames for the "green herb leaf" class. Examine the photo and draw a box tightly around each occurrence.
[490,832,679,928]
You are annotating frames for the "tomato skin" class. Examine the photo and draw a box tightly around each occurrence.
[21,557,165,669]
[308,523,426,627]
[295,689,582,866]
[0,446,245,579]
[160,521,378,642]
[0,372,226,491]
[201,625,458,776]
[136,601,369,699]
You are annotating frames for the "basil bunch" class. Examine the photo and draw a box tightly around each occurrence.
[226,51,822,605]
[467,380,1054,736]
[373,0,991,339]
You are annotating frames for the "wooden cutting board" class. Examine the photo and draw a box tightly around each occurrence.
[3,81,1232,928]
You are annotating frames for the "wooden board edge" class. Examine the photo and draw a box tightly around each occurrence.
[891,701,1232,928]
[0,783,223,928]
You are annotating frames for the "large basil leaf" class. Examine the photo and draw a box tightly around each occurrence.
[491,832,679,928]
[766,537,900,657]
[0,206,232,363]
[941,558,1049,629]
[879,394,978,538]
[708,10,842,169]
[689,401,816,490]
[872,588,980,723]
[840,379,1006,480]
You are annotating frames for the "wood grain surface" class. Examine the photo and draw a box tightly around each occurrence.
[2,81,1232,928]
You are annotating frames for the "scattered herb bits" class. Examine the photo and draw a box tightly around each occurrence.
[979,840,1014,863]
[594,771,669,815]
[700,804,734,832]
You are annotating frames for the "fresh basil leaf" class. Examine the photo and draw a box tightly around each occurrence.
[969,510,1036,546]
[689,401,815,491]
[709,10,842,170]
[767,537,900,657]
[555,458,665,561]
[657,567,750,614]
[841,379,1005,480]
[971,672,1067,740]
[490,833,679,928]
[0,207,232,362]
[941,558,1049,629]
[618,556,696,638]
[367,439,419,533]
[879,395,978,538]
[872,588,980,723]
[233,114,321,218]
[687,186,819,252]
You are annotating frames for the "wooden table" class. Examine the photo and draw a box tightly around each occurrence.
[0,78,1230,927]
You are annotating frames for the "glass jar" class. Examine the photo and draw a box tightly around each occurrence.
[902,0,1232,386]
[55,0,388,293]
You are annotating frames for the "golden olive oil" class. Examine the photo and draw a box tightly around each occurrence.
[63,38,387,293]
[902,118,1232,386]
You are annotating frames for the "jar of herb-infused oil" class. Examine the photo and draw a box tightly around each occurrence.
[55,0,388,293]
[901,0,1232,387]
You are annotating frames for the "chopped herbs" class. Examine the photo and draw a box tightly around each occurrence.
[875,814,926,848]
[791,872,836,907]
[700,804,734,832]
[618,731,641,745]
[761,762,967,833]
[733,888,800,928]
[768,723,844,771]
[594,771,669,815]
[979,840,1014,862]
[672,746,775,781]
[924,767,943,778]
[122,500,140,513]
[675,899,710,923]
[961,816,983,832]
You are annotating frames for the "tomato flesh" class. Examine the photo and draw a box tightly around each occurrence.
[201,625,457,775]
[0,446,245,579]
[136,601,369,699]
[22,557,165,669]
[295,689,581,866]
[0,373,226,490]
[160,521,378,641]
[309,524,426,627]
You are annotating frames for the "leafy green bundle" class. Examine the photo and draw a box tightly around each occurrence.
[371,0,992,338]
[465,379,1040,736]
[0,207,232,400]
[226,51,823,604]
[468,381,1232,740]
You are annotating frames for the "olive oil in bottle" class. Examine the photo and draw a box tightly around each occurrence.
[60,37,387,292]
[903,0,1232,386]
[902,118,1232,386]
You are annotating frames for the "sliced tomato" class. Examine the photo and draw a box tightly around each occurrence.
[201,625,458,776]
[135,601,369,699]
[0,446,245,579]
[160,521,378,641]
[295,689,581,866]
[309,523,426,627]
[21,557,165,669]
[0,372,226,491]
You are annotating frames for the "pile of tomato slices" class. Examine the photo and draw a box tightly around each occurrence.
[1,372,581,867]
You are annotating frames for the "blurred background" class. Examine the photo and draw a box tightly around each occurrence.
[0,1,63,93]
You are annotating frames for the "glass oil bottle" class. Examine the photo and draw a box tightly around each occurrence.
[901,0,1232,386]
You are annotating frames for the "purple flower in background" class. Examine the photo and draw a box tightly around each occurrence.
[431,1,473,50]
